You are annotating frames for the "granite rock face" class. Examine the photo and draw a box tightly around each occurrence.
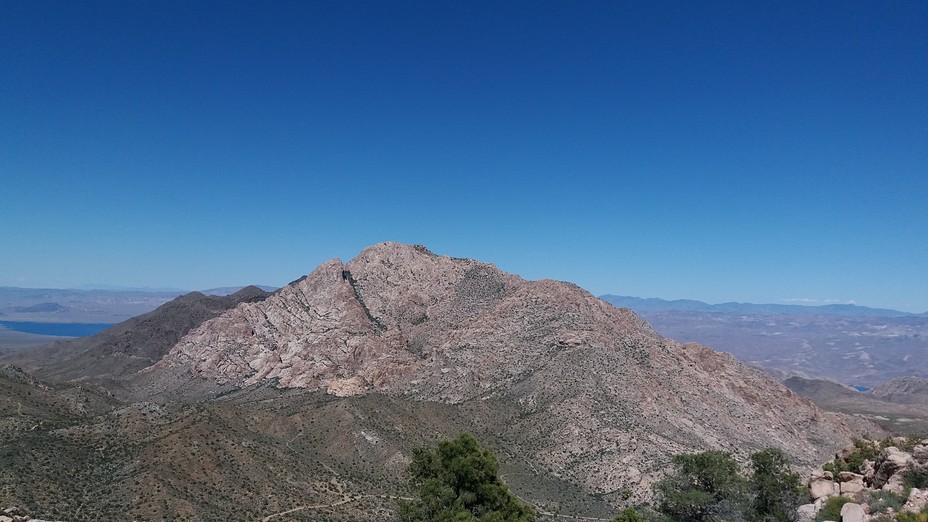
[145,242,865,496]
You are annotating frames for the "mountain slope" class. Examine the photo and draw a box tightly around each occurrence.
[783,375,928,434]
[2,286,271,386]
[0,366,618,521]
[132,242,867,499]
[871,376,928,405]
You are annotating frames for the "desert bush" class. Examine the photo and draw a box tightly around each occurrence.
[866,490,906,514]
[822,438,880,477]
[613,507,644,522]
[897,510,928,522]
[903,464,928,492]
[814,496,853,522]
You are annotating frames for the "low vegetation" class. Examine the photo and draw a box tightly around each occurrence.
[815,496,853,522]
[867,490,908,515]
[822,438,882,476]
[823,435,925,478]
[650,447,804,522]
[397,435,808,522]
[904,463,928,492]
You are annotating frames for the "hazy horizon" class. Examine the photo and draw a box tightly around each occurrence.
[4,2,926,313]
[3,274,925,314]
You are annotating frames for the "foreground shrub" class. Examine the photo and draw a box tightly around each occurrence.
[397,432,535,521]
[822,438,880,476]
[897,510,928,522]
[903,464,928,492]
[654,451,748,521]
[867,490,906,514]
[750,448,805,521]
[814,496,853,522]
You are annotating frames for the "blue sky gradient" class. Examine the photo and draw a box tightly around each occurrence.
[3,1,927,311]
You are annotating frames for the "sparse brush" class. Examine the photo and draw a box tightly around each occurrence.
[867,490,906,514]
[897,510,928,522]
[815,496,853,522]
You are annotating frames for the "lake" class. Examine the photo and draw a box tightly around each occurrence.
[0,320,113,337]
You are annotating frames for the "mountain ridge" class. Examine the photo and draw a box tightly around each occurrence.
[600,294,920,317]
[1,286,272,387]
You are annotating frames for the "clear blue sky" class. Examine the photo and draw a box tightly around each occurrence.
[2,1,927,312]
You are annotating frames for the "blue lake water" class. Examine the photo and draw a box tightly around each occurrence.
[853,385,871,392]
[0,321,112,337]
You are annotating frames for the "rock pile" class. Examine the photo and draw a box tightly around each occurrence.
[800,437,928,521]
[0,506,58,522]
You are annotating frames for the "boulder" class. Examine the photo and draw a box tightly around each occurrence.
[860,459,875,483]
[836,471,866,497]
[871,446,912,489]
[808,469,837,499]
[809,476,837,500]
[905,488,928,513]
[881,472,906,495]
[836,443,857,461]
[914,442,928,463]
[838,471,864,482]
[839,480,865,496]
[838,502,865,522]
[796,503,817,522]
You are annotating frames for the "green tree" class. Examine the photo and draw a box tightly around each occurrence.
[653,450,748,522]
[398,432,535,521]
[749,448,804,521]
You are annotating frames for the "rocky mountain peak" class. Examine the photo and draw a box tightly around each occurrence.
[148,242,658,400]
[136,243,874,499]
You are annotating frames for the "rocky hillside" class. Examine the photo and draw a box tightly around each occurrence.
[872,376,928,405]
[134,242,867,500]
[2,286,271,387]
[784,376,928,435]
[800,437,928,521]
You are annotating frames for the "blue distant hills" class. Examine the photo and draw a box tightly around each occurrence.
[599,295,922,317]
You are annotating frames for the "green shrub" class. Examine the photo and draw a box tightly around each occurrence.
[897,510,928,522]
[866,490,905,514]
[397,432,535,521]
[653,450,748,521]
[613,507,644,522]
[893,434,924,453]
[750,448,805,521]
[814,496,853,522]
[903,464,928,492]
[822,438,880,477]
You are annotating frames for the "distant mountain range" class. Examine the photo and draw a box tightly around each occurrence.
[600,295,928,388]
[599,295,922,317]
[0,286,278,326]
[198,285,278,295]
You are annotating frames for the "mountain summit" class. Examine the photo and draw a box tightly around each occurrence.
[134,242,864,497]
